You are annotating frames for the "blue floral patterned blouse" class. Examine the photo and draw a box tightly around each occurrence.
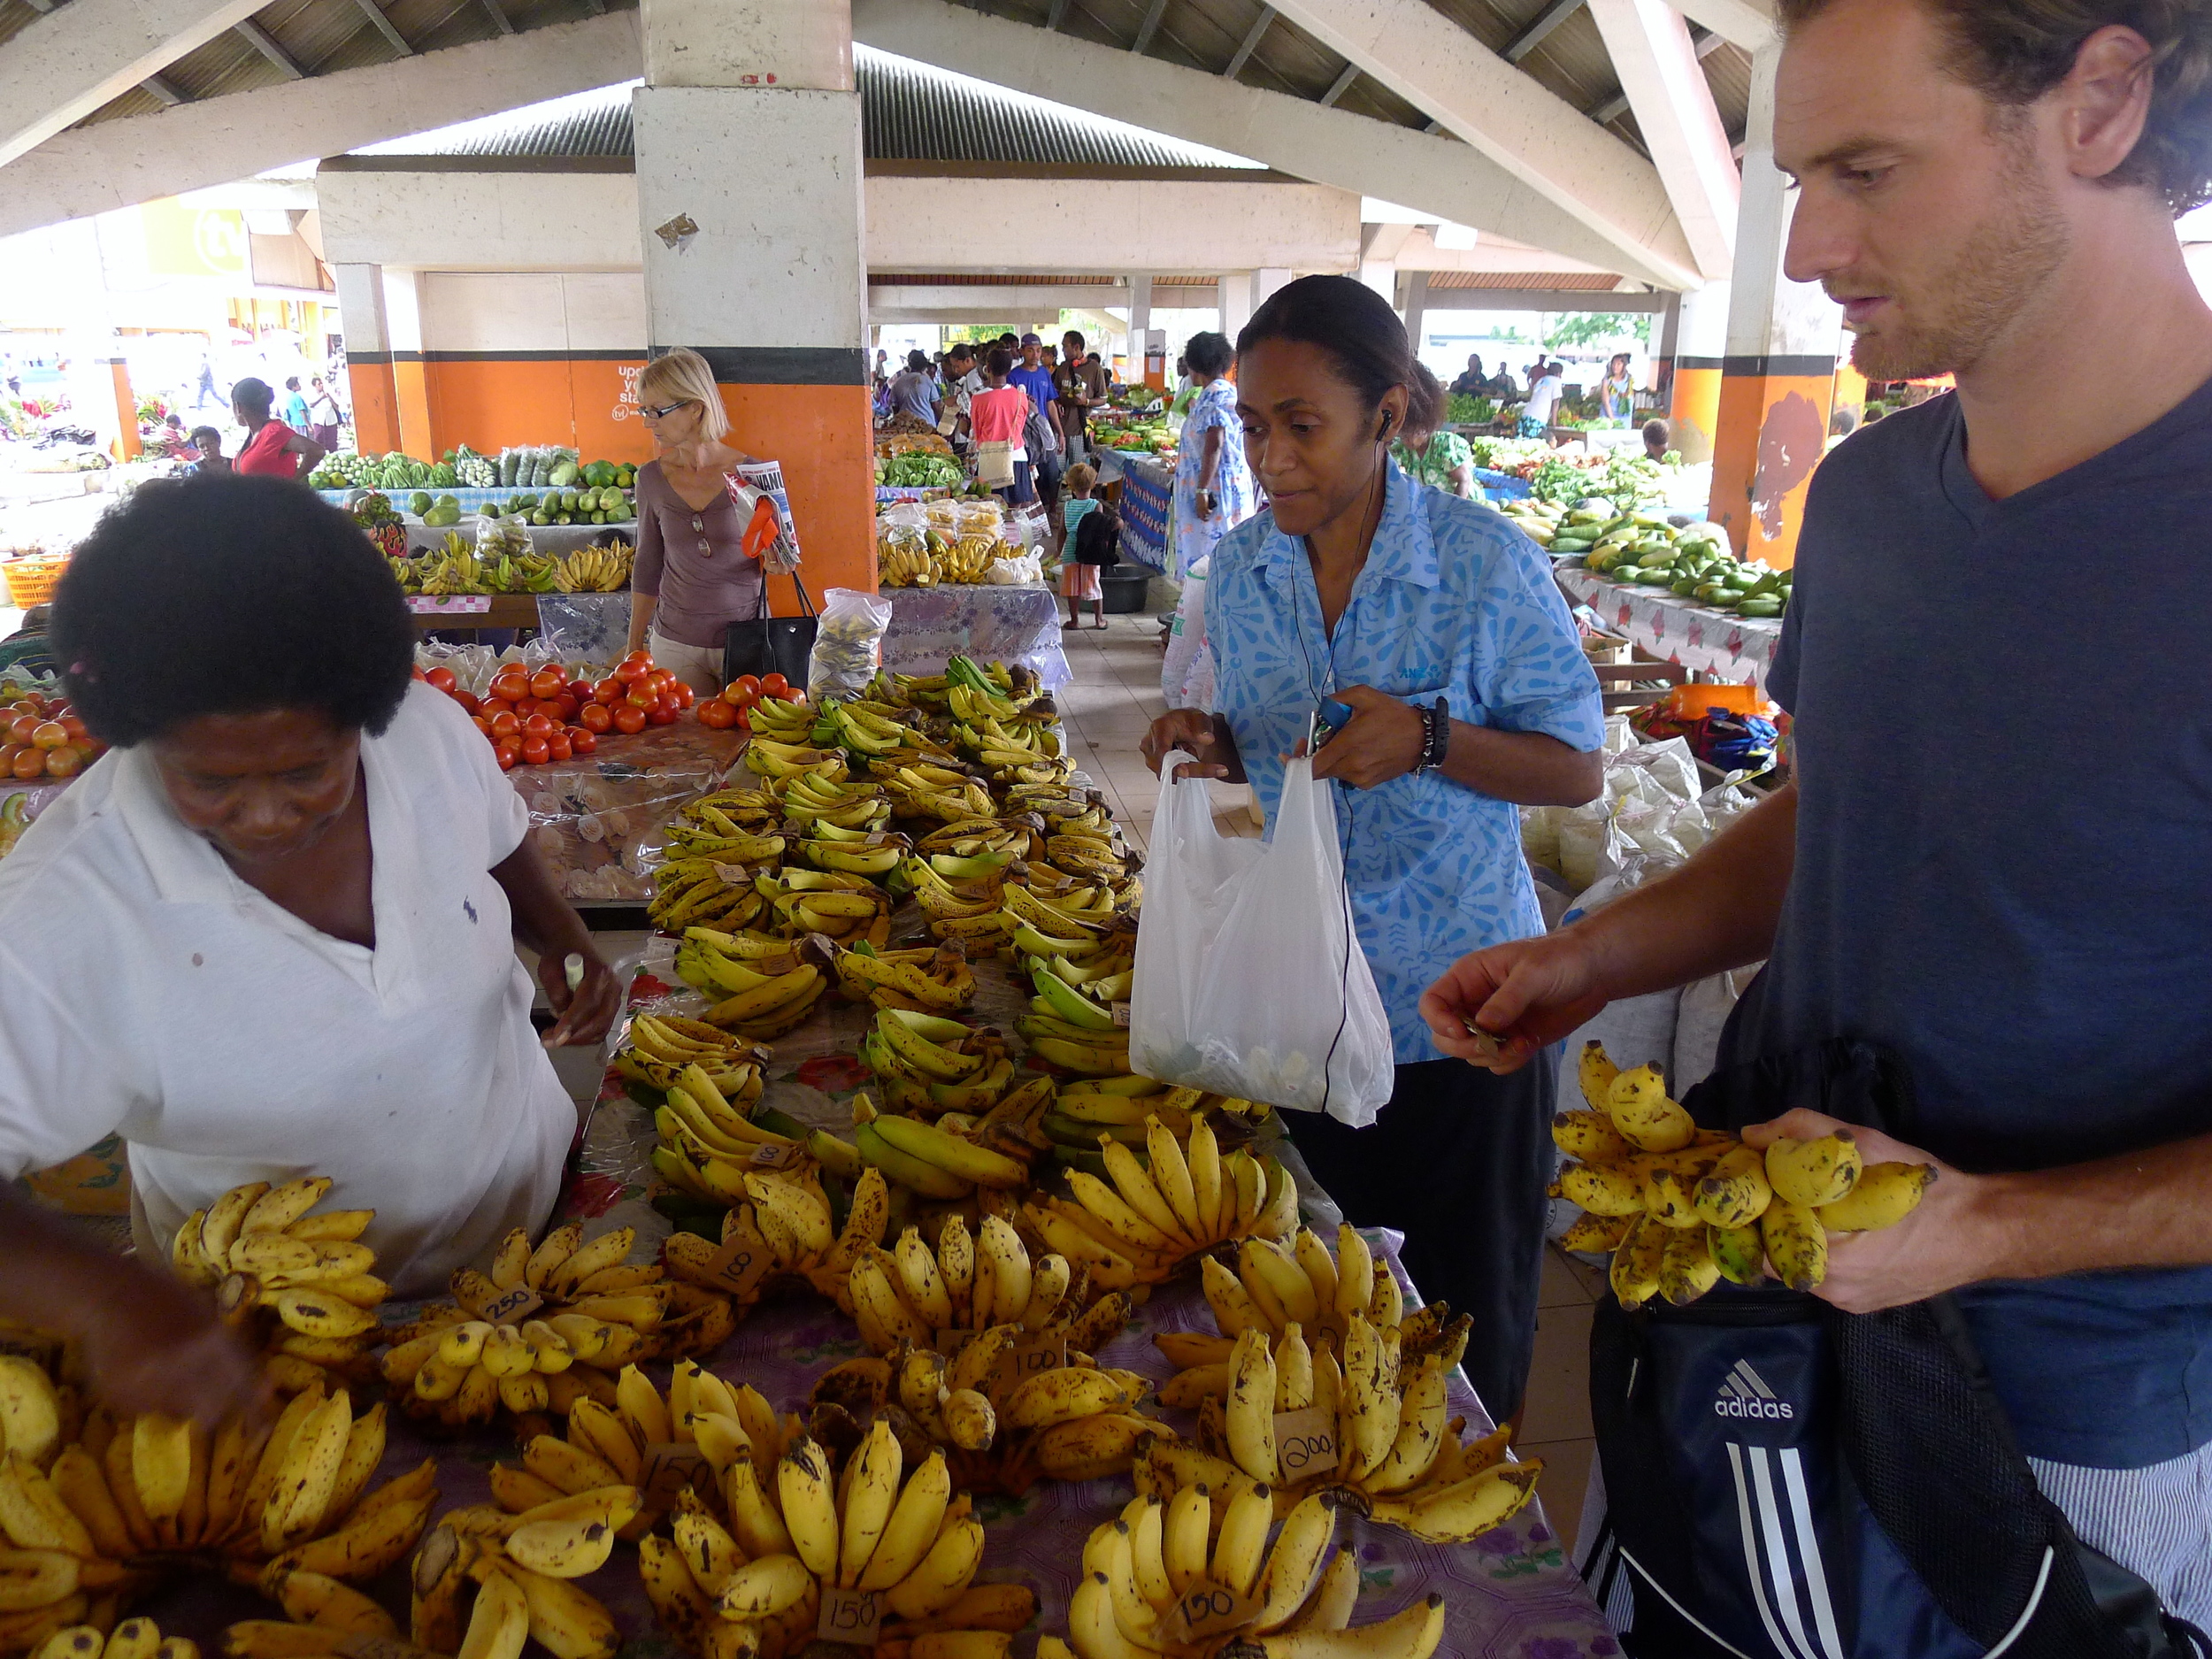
[1204,461,1604,1064]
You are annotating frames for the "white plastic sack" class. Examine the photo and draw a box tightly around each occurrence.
[807,588,893,702]
[987,553,1041,585]
[1609,736,1701,803]
[1130,754,1395,1125]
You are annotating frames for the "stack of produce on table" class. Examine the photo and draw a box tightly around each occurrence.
[348,492,405,563]
[634,1413,1037,1657]
[310,451,456,493]
[0,687,101,782]
[1552,1041,1931,1305]
[417,651,698,772]
[549,541,635,594]
[383,1220,733,1426]
[874,434,964,491]
[388,536,634,598]
[165,1179,388,1399]
[1088,414,1172,456]
[877,518,1004,588]
[1042,1487,1448,1659]
[693,670,799,732]
[480,488,635,528]
[1445,393,1498,426]
[1539,508,1791,618]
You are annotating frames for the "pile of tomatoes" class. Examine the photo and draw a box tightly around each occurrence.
[413,650,698,772]
[0,690,102,782]
[695,671,799,731]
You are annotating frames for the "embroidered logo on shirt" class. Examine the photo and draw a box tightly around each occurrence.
[463,899,478,925]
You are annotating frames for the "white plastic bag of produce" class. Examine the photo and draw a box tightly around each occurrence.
[987,553,1042,585]
[807,588,893,702]
[1130,753,1394,1126]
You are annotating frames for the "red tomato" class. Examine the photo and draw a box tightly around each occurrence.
[491,673,530,702]
[58,716,88,743]
[454,689,481,716]
[41,745,81,779]
[549,693,580,721]
[612,703,648,735]
[412,665,426,680]
[12,749,44,780]
[649,668,677,691]
[495,741,520,771]
[546,732,572,762]
[489,710,521,740]
[566,725,598,756]
[613,660,648,685]
[472,716,494,737]
[761,672,789,698]
[696,696,739,731]
[725,676,762,704]
[623,649,653,667]
[6,715,37,745]
[579,703,614,733]
[425,665,457,693]
[520,735,550,765]
[591,679,624,706]
[626,684,659,710]
[672,682,696,710]
[523,712,556,741]
[647,704,680,726]
[530,667,565,700]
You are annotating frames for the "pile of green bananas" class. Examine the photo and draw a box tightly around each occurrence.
[1554,1042,1933,1306]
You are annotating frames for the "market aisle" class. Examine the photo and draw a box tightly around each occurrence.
[1050,605,1602,1556]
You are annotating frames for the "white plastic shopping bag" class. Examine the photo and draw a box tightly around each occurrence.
[1130,753,1395,1125]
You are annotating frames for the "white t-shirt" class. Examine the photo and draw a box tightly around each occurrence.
[1525,373,1565,426]
[0,681,571,1294]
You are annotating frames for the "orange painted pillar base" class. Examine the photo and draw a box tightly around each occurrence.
[348,359,402,455]
[717,379,879,598]
[108,360,141,462]
[1668,361,1721,465]
[1707,356,1837,569]
[393,357,434,462]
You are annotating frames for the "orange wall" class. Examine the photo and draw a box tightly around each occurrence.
[1668,365,1720,465]
[348,361,401,454]
[108,361,140,461]
[1708,370,1835,568]
[405,357,877,597]
[393,358,434,462]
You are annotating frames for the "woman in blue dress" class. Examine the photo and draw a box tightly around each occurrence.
[1141,276,1604,1425]
[1169,332,1258,580]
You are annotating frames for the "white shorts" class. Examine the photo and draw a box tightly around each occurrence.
[646,629,726,698]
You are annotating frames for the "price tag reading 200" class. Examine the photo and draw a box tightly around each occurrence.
[1272,1407,1340,1480]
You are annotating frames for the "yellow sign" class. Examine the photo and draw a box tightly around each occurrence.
[139,199,249,279]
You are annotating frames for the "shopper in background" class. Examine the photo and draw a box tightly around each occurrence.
[1058,462,1110,630]
[1600,353,1636,420]
[0,474,616,1345]
[625,347,774,696]
[1142,277,1604,1424]
[1010,334,1064,522]
[0,605,53,679]
[227,377,325,480]
[1169,331,1257,580]
[280,377,311,434]
[1519,360,1566,437]
[1427,0,2212,1620]
[872,349,889,388]
[188,426,227,473]
[941,342,983,453]
[1641,416,1672,461]
[1449,353,1490,397]
[887,351,941,425]
[1009,333,1063,451]
[968,345,1035,507]
[1392,365,1483,500]
[1056,329,1109,458]
[307,376,342,452]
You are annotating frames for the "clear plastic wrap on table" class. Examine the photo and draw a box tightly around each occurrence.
[516,725,746,902]
[533,593,633,664]
[987,551,1043,585]
[953,497,1004,538]
[475,511,530,563]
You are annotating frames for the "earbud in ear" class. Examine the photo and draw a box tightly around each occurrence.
[1377,411,1394,440]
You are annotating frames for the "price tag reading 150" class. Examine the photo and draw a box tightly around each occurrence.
[1272,1407,1340,1479]
[815,1585,883,1646]
[1158,1577,1264,1645]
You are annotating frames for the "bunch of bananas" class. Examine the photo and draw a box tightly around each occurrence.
[650,862,770,933]
[844,1212,1103,1358]
[554,542,633,593]
[167,1179,387,1399]
[818,702,949,765]
[414,546,490,596]
[664,818,787,871]
[386,1223,732,1424]
[951,713,1067,782]
[942,534,1004,585]
[680,787,783,835]
[831,940,979,1017]
[1554,1043,1933,1307]
[227,1557,423,1649]
[1049,1487,1447,1659]
[746,696,817,745]
[664,1165,891,1317]
[863,662,1038,719]
[646,1061,803,1207]
[0,1359,66,1473]
[742,740,849,787]
[880,767,998,829]
[671,921,837,1038]
[25,1619,191,1659]
[638,1417,1029,1659]
[615,1017,768,1103]
[819,1075,1035,1203]
[1187,1225,1405,1351]
[877,534,941,588]
[499,550,565,594]
[779,769,894,833]
[1024,1116,1297,1290]
[390,1517,624,1659]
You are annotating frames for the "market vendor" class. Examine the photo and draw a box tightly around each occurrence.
[0,473,620,1310]
[1391,366,1483,501]
[1141,276,1604,1424]
[1425,0,2212,1624]
[625,346,773,696]
[1169,331,1257,580]
[227,376,326,480]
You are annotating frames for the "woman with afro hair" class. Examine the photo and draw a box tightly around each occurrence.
[0,473,618,1420]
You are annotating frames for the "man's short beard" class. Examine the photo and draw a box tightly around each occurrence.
[1848,115,2070,380]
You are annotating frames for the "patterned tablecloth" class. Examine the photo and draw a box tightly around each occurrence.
[883,583,1074,690]
[1096,451,1172,572]
[1555,564,1784,689]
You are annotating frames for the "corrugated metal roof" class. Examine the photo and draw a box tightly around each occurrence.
[350,44,1268,166]
[1427,271,1626,288]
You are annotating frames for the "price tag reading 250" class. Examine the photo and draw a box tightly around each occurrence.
[1272,1407,1340,1480]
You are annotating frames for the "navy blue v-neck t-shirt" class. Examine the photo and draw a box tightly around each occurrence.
[1724,384,2212,1469]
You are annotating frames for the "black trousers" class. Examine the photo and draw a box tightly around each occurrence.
[1284,1055,1556,1425]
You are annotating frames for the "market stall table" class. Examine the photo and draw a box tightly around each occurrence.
[882,581,1073,689]
[1556,563,1782,689]
[1094,449,1172,571]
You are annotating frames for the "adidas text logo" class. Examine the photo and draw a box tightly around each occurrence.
[1713,1358,1794,1420]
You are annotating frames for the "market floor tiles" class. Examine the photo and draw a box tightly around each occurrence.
[1054,605,1602,1558]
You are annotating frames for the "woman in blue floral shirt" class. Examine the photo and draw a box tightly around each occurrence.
[1170,332,1258,580]
[1141,277,1604,1425]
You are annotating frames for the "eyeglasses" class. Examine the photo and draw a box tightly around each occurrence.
[639,399,695,420]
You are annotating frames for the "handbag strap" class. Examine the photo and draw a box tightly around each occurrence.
[753,573,817,622]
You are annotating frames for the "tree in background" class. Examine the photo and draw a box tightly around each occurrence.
[1542,311,1653,351]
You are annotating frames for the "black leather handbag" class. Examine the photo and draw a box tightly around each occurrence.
[722,575,817,687]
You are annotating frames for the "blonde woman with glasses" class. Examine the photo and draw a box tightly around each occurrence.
[623,348,769,695]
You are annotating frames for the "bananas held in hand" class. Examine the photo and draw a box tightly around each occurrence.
[1553,1042,1934,1304]
[168,1179,388,1399]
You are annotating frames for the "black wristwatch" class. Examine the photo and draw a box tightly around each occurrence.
[1417,696,1451,772]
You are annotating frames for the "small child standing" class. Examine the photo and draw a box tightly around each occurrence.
[1059,463,1111,630]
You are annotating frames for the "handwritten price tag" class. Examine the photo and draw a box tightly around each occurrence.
[1158,1577,1263,1645]
[704,1215,776,1300]
[815,1585,883,1646]
[755,949,798,976]
[639,1441,709,1508]
[478,1285,544,1328]
[749,1141,801,1169]
[989,1335,1067,1396]
[711,861,757,887]
[1272,1407,1340,1480]
[1111,1001,1132,1029]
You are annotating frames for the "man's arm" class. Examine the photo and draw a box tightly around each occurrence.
[1421,780,1799,1065]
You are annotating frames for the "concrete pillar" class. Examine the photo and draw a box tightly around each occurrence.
[334,262,401,454]
[1401,271,1429,358]
[1668,279,1728,465]
[633,0,874,596]
[1707,42,1842,565]
[1130,274,1166,389]
[375,267,434,461]
[107,359,142,461]
[1218,272,1254,340]
[1253,267,1293,311]
[1357,258,1396,309]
